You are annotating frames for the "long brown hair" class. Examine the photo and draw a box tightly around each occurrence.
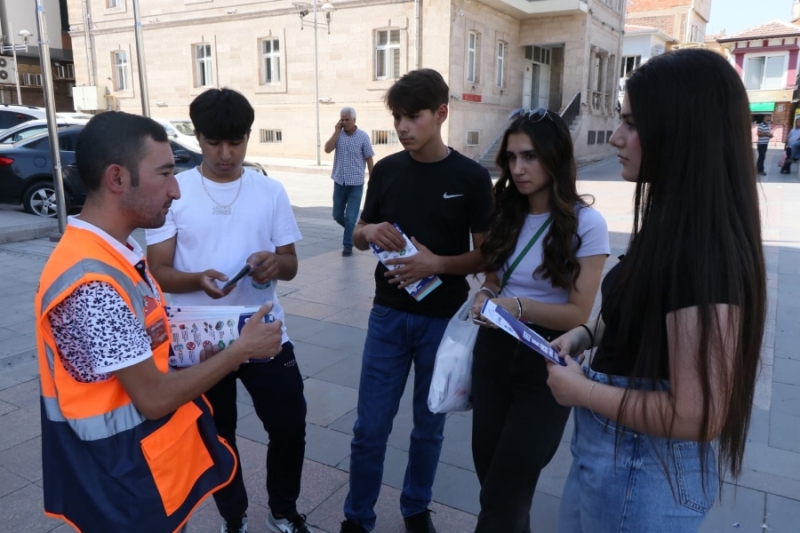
[481,111,590,289]
[607,49,766,481]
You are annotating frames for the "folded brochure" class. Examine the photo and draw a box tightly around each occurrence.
[370,224,442,301]
[480,299,566,366]
[166,305,274,367]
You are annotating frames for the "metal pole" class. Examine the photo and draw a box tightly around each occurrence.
[36,0,67,233]
[313,1,321,165]
[132,0,150,116]
[9,22,21,105]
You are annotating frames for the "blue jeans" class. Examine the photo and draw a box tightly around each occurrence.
[558,367,718,533]
[790,140,800,160]
[332,183,363,248]
[344,304,450,531]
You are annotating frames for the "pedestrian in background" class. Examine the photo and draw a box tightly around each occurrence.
[756,113,773,176]
[547,48,767,532]
[470,107,609,532]
[324,106,375,257]
[35,111,283,532]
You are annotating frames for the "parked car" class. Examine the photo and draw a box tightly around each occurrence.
[154,118,200,148]
[0,118,90,144]
[0,126,267,218]
[0,104,92,133]
[0,126,86,217]
[170,136,268,176]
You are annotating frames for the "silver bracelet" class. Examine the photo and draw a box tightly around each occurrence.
[514,297,523,320]
[587,382,598,412]
[478,286,497,299]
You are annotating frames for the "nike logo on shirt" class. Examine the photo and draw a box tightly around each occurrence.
[443,193,463,199]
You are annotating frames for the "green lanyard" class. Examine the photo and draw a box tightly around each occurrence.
[500,217,552,291]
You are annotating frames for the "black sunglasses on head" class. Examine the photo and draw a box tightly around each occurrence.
[508,107,554,124]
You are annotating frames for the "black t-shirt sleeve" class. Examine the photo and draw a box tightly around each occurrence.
[468,169,493,234]
[360,165,382,224]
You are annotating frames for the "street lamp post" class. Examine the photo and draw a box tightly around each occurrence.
[292,1,334,166]
[132,0,150,117]
[36,0,68,234]
[0,23,31,105]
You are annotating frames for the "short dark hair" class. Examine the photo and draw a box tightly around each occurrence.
[384,68,449,114]
[76,111,168,194]
[189,88,254,140]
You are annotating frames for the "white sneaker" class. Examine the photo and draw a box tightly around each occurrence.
[221,515,248,533]
[266,511,313,533]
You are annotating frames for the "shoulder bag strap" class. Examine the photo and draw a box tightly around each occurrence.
[500,216,552,292]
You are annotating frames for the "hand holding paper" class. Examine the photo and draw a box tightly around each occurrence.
[479,299,566,366]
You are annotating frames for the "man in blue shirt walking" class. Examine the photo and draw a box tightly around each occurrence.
[325,107,375,256]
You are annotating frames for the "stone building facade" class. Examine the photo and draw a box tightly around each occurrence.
[66,0,623,163]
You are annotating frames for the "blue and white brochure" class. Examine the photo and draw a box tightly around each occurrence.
[480,299,566,366]
[370,224,442,302]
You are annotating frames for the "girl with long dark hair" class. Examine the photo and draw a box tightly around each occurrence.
[470,109,609,532]
[547,49,767,532]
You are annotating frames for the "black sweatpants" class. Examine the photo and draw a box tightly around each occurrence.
[204,342,306,519]
[471,327,571,533]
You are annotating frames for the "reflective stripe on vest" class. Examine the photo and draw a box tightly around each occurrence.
[39,259,152,440]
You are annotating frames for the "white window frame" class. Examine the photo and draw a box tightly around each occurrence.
[495,41,506,87]
[467,31,479,83]
[371,129,398,145]
[112,50,129,91]
[194,43,213,88]
[743,53,788,91]
[261,38,281,85]
[259,129,282,143]
[620,55,641,79]
[375,30,400,80]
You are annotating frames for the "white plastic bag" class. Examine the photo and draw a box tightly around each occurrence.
[427,295,479,414]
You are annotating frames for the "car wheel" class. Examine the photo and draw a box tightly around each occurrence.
[23,182,70,218]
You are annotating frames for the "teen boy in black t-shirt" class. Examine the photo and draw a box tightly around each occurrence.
[340,69,493,533]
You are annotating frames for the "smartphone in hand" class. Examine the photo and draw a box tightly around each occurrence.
[222,264,252,290]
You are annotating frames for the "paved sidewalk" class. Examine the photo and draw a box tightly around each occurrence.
[0,151,797,532]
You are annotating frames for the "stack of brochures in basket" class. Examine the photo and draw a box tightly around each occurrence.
[166,305,274,367]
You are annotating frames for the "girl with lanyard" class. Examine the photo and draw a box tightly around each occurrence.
[547,49,766,531]
[470,108,609,532]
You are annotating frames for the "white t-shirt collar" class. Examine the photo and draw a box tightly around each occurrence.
[68,215,144,265]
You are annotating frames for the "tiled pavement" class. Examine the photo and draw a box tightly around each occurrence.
[0,150,798,532]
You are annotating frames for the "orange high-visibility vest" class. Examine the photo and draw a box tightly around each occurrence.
[35,224,236,533]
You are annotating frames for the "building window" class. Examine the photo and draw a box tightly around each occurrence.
[259,129,282,143]
[467,31,480,83]
[54,63,75,79]
[466,130,480,146]
[375,30,400,80]
[744,55,786,90]
[261,38,281,85]
[371,129,398,145]
[107,0,121,7]
[496,41,506,87]
[620,55,641,79]
[112,51,129,91]
[194,43,213,88]
[21,73,43,86]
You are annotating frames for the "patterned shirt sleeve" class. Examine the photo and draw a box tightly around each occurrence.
[48,281,154,384]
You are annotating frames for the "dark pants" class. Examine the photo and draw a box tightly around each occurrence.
[205,342,306,520]
[757,144,768,172]
[782,146,793,173]
[471,327,572,533]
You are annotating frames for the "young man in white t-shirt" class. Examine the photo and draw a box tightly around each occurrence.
[146,89,311,533]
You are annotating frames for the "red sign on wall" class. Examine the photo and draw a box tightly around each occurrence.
[462,93,482,103]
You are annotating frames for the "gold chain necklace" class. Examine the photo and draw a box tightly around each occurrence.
[199,165,243,215]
